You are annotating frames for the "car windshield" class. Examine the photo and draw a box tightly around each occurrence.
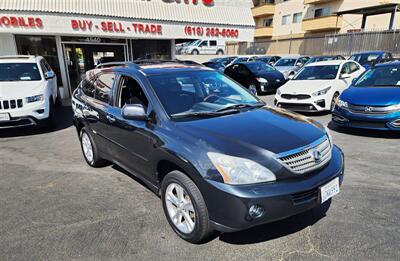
[0,63,42,82]
[275,58,297,67]
[294,65,339,80]
[148,71,262,119]
[349,53,380,64]
[306,57,333,64]
[233,57,249,63]
[354,66,400,87]
[190,40,202,46]
[246,62,275,73]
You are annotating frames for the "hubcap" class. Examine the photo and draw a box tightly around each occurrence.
[165,183,196,234]
[81,132,94,163]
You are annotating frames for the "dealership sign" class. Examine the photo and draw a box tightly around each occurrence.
[0,13,253,41]
[162,0,214,6]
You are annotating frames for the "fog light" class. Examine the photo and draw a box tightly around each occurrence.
[36,109,45,114]
[249,204,264,219]
[314,99,325,108]
[389,119,400,128]
[332,114,348,123]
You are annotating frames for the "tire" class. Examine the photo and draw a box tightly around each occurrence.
[216,50,224,55]
[191,49,199,55]
[79,127,108,168]
[161,171,213,243]
[331,93,339,112]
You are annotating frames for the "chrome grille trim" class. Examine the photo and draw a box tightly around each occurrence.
[346,104,398,115]
[0,99,23,110]
[276,136,332,174]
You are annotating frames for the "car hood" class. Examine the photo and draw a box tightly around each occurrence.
[340,86,400,106]
[0,81,44,99]
[280,80,332,94]
[254,70,286,81]
[275,66,295,73]
[175,106,326,156]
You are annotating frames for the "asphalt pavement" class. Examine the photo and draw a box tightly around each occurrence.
[0,96,399,261]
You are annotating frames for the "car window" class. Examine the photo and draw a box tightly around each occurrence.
[199,41,208,47]
[210,41,217,47]
[95,73,115,104]
[341,63,351,74]
[0,63,42,81]
[354,65,400,87]
[294,65,340,80]
[39,61,48,73]
[238,65,250,76]
[118,75,149,109]
[246,62,275,73]
[349,62,360,73]
[147,71,260,118]
[275,58,297,67]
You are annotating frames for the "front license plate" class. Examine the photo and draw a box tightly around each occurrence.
[320,177,340,204]
[0,113,10,122]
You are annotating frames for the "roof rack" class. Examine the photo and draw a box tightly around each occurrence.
[95,62,140,69]
[0,55,36,60]
[133,59,203,66]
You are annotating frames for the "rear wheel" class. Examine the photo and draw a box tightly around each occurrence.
[216,50,224,55]
[191,49,199,55]
[161,171,213,243]
[80,128,108,167]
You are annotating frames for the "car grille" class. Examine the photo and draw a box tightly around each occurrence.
[277,102,317,111]
[277,137,332,174]
[281,94,311,100]
[347,104,396,115]
[350,120,388,129]
[0,99,23,110]
[291,188,319,205]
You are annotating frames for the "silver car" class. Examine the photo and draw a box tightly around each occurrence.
[274,56,310,79]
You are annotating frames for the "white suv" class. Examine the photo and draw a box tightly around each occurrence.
[0,56,58,129]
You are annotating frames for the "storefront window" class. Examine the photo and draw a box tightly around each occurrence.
[15,35,62,86]
[130,40,171,60]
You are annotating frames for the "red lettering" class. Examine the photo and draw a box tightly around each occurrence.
[132,23,138,32]
[71,20,78,29]
[18,17,27,26]
[28,17,35,27]
[1,17,10,26]
[35,18,43,28]
[101,21,107,31]
[202,0,214,5]
[138,24,144,33]
[86,20,93,30]
[157,25,162,34]
[10,17,18,26]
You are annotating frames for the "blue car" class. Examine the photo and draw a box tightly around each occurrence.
[332,61,400,131]
[349,51,393,70]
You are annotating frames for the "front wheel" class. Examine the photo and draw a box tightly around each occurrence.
[161,171,213,243]
[191,49,199,55]
[80,128,108,168]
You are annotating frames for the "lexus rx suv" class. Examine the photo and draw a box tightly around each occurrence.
[0,55,58,129]
[72,61,344,243]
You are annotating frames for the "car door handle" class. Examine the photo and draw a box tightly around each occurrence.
[106,115,116,123]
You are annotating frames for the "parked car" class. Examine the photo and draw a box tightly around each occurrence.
[274,56,310,79]
[275,60,365,112]
[332,61,400,131]
[202,61,225,72]
[348,51,393,70]
[305,55,345,65]
[176,41,195,55]
[229,56,253,65]
[0,55,58,129]
[182,40,225,55]
[224,61,286,95]
[72,61,344,243]
[207,56,237,67]
[253,56,282,66]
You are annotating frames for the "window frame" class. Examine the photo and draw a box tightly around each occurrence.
[94,72,116,105]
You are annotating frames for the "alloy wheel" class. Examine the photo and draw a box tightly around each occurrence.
[165,183,196,234]
[81,132,94,163]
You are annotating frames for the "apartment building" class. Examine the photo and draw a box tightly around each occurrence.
[253,0,400,41]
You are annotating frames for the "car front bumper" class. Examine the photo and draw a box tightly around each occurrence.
[332,106,400,131]
[0,100,50,129]
[274,94,330,112]
[202,145,344,232]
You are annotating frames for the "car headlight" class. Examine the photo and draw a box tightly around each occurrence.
[386,104,400,112]
[26,94,44,103]
[207,152,276,185]
[312,87,331,96]
[324,126,333,145]
[256,77,268,85]
[337,99,348,108]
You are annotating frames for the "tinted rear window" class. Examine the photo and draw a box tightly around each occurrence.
[0,63,42,81]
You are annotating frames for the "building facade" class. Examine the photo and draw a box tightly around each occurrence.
[0,0,255,99]
[253,0,400,41]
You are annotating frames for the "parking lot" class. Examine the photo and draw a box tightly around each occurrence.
[0,95,399,261]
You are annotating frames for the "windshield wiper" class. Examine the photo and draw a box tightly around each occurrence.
[216,103,265,112]
[171,111,239,119]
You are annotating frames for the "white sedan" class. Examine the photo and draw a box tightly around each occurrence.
[274,60,365,112]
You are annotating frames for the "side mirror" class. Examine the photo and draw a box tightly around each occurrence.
[341,73,351,79]
[351,78,358,85]
[296,62,303,67]
[45,71,55,80]
[288,74,295,80]
[122,104,147,121]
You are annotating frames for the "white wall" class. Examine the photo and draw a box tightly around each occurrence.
[0,34,17,56]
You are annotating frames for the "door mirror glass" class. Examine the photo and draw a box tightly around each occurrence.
[122,104,147,121]
[341,73,351,79]
[45,71,55,80]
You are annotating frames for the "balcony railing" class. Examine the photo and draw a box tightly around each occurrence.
[254,26,273,38]
[252,4,275,17]
[304,0,339,4]
[302,15,342,32]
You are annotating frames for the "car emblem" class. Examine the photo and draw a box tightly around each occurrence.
[365,106,374,112]
[311,149,322,162]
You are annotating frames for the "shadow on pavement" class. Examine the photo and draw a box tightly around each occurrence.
[328,122,400,139]
[0,105,73,138]
[218,200,331,245]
